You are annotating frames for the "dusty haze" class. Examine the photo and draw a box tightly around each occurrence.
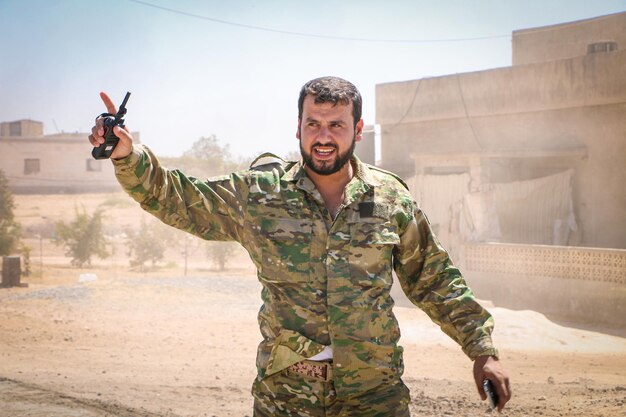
[0,192,625,416]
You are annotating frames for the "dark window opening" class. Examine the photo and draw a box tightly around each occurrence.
[24,158,40,175]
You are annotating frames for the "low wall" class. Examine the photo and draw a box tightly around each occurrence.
[461,243,626,329]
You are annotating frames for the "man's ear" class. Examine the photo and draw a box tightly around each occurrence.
[296,118,301,140]
[355,119,364,142]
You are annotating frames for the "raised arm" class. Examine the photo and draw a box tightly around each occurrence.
[88,92,247,243]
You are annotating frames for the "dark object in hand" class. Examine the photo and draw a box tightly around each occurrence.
[483,379,499,409]
[91,92,131,160]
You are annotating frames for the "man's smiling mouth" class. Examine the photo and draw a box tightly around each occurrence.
[314,146,336,157]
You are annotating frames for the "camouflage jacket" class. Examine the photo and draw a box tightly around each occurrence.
[113,145,498,398]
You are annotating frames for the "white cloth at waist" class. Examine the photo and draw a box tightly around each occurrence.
[308,345,333,361]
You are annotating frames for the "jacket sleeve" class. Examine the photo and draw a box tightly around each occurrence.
[393,202,499,360]
[112,144,247,242]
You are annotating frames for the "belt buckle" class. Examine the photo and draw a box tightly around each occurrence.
[289,360,333,382]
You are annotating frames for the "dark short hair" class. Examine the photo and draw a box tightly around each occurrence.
[298,76,362,126]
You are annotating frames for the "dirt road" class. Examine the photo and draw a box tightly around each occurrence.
[1,270,625,417]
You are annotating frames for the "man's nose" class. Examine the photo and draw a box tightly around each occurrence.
[317,126,331,141]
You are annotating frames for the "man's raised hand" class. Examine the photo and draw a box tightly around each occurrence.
[88,92,134,160]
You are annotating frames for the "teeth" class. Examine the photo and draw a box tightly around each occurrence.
[315,147,335,154]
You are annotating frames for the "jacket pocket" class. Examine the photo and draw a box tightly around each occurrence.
[264,329,327,377]
[259,217,311,283]
[348,218,399,288]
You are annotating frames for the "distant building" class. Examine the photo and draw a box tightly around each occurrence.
[376,12,626,250]
[0,119,139,193]
[355,124,376,165]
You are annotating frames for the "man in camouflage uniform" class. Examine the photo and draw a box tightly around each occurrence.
[89,76,511,416]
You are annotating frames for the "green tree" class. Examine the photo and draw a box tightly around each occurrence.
[56,207,109,267]
[283,150,301,162]
[126,218,169,271]
[0,170,21,256]
[184,134,232,163]
[162,135,251,179]
[19,243,31,276]
[206,241,238,271]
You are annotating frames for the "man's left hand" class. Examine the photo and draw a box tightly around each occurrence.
[473,355,511,412]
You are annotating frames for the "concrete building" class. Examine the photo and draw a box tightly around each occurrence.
[354,125,376,165]
[376,12,626,250]
[0,119,138,193]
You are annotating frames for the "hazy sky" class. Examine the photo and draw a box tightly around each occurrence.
[1,0,624,159]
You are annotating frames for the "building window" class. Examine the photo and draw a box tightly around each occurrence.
[10,122,21,136]
[587,41,618,54]
[24,159,40,175]
[86,159,102,172]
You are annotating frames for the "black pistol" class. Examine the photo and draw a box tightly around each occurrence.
[91,92,131,160]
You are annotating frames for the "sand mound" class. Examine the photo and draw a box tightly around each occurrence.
[395,304,626,353]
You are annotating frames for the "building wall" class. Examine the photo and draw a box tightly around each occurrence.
[376,43,626,249]
[0,122,133,193]
[355,125,376,165]
[512,12,626,66]
[376,48,626,138]
[0,120,43,137]
[462,243,626,328]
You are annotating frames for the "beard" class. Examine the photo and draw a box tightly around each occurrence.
[300,136,356,176]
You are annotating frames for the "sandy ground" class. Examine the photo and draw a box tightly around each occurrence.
[1,193,625,416]
[1,268,626,417]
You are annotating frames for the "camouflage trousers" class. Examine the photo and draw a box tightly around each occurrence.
[252,365,411,417]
